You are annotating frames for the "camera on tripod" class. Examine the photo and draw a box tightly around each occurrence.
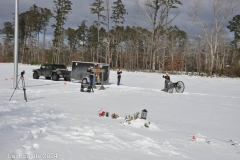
[21,70,25,77]
[9,70,27,102]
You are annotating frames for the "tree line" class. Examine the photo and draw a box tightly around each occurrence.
[0,0,240,77]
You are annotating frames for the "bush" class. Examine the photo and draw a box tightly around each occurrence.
[30,62,41,65]
[218,69,224,77]
[233,65,240,77]
[224,64,240,78]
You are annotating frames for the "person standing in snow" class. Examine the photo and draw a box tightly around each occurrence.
[162,73,170,91]
[87,67,94,92]
[117,69,122,85]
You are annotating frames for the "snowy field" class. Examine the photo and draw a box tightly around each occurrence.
[0,63,240,160]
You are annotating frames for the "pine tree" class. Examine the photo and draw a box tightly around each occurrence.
[87,24,98,61]
[66,27,77,63]
[0,22,14,62]
[111,0,127,26]
[25,4,40,62]
[90,0,106,62]
[40,8,53,63]
[76,19,88,61]
[228,15,240,42]
[52,0,72,64]
[110,0,127,68]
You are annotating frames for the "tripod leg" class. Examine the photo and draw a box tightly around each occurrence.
[9,88,17,101]
[23,88,27,102]
[22,78,27,102]
[9,77,21,101]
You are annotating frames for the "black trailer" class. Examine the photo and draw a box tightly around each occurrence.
[71,61,110,85]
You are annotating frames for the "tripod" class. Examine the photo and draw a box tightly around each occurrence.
[9,72,27,102]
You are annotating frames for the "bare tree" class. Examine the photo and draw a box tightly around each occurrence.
[190,0,239,74]
[134,0,181,71]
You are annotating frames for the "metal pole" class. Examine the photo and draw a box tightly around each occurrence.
[99,72,105,90]
[13,0,19,88]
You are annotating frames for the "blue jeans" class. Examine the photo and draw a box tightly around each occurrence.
[90,78,93,86]
[117,77,121,85]
[165,80,170,89]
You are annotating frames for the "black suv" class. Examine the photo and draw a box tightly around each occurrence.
[32,64,71,81]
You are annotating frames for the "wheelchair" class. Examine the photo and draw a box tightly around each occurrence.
[163,81,185,93]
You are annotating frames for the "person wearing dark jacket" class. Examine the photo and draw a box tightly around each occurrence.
[162,73,170,91]
[87,67,94,92]
[117,69,122,85]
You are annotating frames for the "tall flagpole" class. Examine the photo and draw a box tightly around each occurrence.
[13,0,19,88]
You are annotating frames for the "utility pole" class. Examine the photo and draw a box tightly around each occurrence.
[13,0,19,88]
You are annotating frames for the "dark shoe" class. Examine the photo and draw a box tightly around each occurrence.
[162,89,168,92]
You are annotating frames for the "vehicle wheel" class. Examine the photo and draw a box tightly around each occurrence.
[176,81,185,93]
[45,77,51,80]
[33,72,39,79]
[52,73,59,81]
[167,81,174,93]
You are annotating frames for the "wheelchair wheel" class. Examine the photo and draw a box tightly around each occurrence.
[167,81,174,93]
[175,81,185,93]
[82,78,88,84]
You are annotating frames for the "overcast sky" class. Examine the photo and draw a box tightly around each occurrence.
[0,0,239,40]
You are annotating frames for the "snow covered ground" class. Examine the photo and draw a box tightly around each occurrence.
[0,63,240,160]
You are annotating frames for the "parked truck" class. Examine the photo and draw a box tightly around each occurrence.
[32,64,71,81]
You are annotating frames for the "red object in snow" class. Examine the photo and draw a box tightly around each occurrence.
[98,108,105,117]
[192,135,197,141]
[99,111,105,117]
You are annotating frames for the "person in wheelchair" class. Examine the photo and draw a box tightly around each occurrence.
[81,67,94,93]
[162,73,170,92]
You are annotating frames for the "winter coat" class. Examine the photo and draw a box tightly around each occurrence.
[117,71,122,78]
[87,68,94,78]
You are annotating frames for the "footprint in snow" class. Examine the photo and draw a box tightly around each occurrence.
[33,143,40,150]
[39,127,47,134]
[19,134,28,141]
[22,144,32,150]
[10,125,18,129]
[30,130,38,139]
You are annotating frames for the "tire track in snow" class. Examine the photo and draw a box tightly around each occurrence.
[110,84,240,99]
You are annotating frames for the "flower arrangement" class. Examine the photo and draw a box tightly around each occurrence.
[98,108,105,117]
[99,111,105,117]
[111,113,119,119]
